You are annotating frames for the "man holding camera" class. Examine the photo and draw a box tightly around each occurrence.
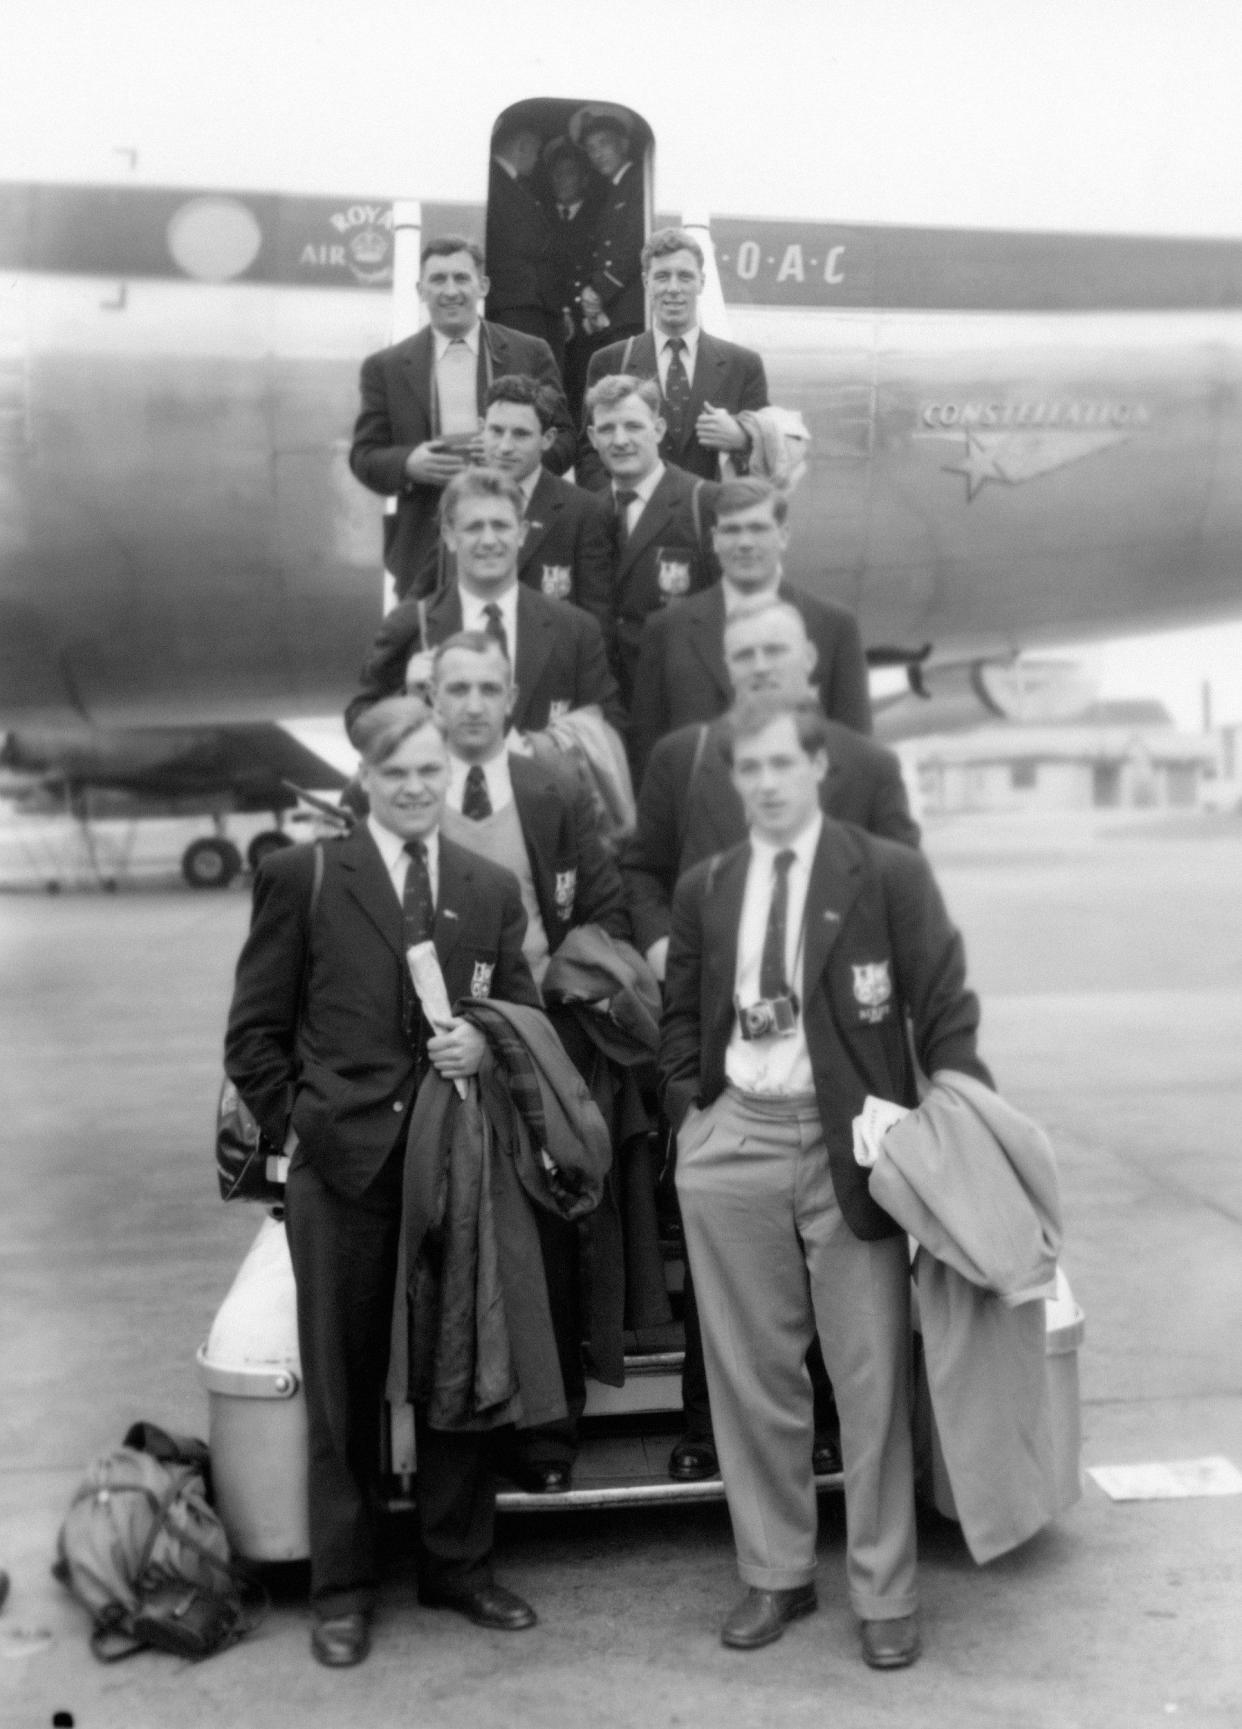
[658,695,990,1667]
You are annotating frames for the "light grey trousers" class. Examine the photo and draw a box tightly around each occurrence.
[676,1086,918,1620]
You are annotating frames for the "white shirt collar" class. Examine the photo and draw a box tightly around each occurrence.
[367,815,441,898]
[517,467,542,506]
[615,460,664,508]
[750,811,822,876]
[432,324,481,359]
[459,581,519,645]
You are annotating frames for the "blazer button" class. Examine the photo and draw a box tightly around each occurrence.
[392,1100,403,1112]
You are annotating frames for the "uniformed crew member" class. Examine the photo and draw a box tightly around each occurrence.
[485,124,564,363]
[659,694,992,1666]
[542,139,601,416]
[578,114,645,346]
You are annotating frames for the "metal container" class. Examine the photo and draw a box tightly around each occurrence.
[197,1214,309,1562]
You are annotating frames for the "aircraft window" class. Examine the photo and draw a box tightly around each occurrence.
[485,98,653,415]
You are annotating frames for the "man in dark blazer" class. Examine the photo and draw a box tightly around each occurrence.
[345,468,624,739]
[628,476,871,775]
[582,372,719,702]
[484,125,563,362]
[348,235,574,601]
[224,698,544,1667]
[626,599,915,1486]
[625,600,918,980]
[659,696,991,1666]
[576,227,769,491]
[477,375,615,654]
[432,629,631,1492]
[578,113,645,346]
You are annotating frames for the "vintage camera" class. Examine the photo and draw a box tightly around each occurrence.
[737,993,799,1040]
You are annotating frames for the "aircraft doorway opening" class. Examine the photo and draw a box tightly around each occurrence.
[486,98,653,416]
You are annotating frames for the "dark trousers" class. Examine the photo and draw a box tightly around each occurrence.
[285,1151,496,1617]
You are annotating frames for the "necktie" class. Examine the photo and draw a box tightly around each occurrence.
[402,839,435,949]
[558,204,571,222]
[482,602,509,659]
[663,336,691,443]
[613,488,638,547]
[759,849,796,1001]
[462,764,492,820]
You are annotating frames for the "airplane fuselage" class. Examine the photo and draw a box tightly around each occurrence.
[4,184,1242,728]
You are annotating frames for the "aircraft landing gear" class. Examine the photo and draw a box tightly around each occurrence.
[182,835,243,890]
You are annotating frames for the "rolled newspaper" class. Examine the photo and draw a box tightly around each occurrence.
[407,941,468,1099]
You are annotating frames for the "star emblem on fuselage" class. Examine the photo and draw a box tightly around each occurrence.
[943,433,1008,499]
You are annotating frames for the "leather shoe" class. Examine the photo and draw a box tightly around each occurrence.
[720,1584,817,1649]
[812,1432,843,1476]
[668,1436,719,1481]
[509,1459,572,1494]
[419,1581,537,1631]
[310,1611,370,1668]
[860,1613,921,1670]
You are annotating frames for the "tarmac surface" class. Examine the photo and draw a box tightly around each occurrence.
[2,807,1241,1728]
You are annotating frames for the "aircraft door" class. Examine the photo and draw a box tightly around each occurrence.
[485,99,654,416]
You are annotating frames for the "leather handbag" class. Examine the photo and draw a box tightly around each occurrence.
[215,843,323,1202]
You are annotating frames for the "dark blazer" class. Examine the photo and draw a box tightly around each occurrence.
[608,465,720,701]
[516,471,616,655]
[658,822,991,1240]
[508,753,630,953]
[484,163,560,324]
[623,716,920,955]
[576,328,770,491]
[224,825,540,1200]
[345,580,626,737]
[348,321,575,601]
[586,163,645,333]
[628,578,872,775]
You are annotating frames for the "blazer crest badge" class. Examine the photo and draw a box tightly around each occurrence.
[852,960,893,1024]
[540,563,573,600]
[469,959,494,999]
[655,549,692,601]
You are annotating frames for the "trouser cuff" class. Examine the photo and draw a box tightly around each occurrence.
[739,1563,818,1591]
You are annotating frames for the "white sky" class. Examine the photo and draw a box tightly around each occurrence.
[5,0,1242,729]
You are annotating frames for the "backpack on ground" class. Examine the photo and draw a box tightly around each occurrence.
[53,1421,258,1661]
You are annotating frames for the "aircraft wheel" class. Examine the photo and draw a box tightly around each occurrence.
[247,829,293,871]
[182,836,243,890]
